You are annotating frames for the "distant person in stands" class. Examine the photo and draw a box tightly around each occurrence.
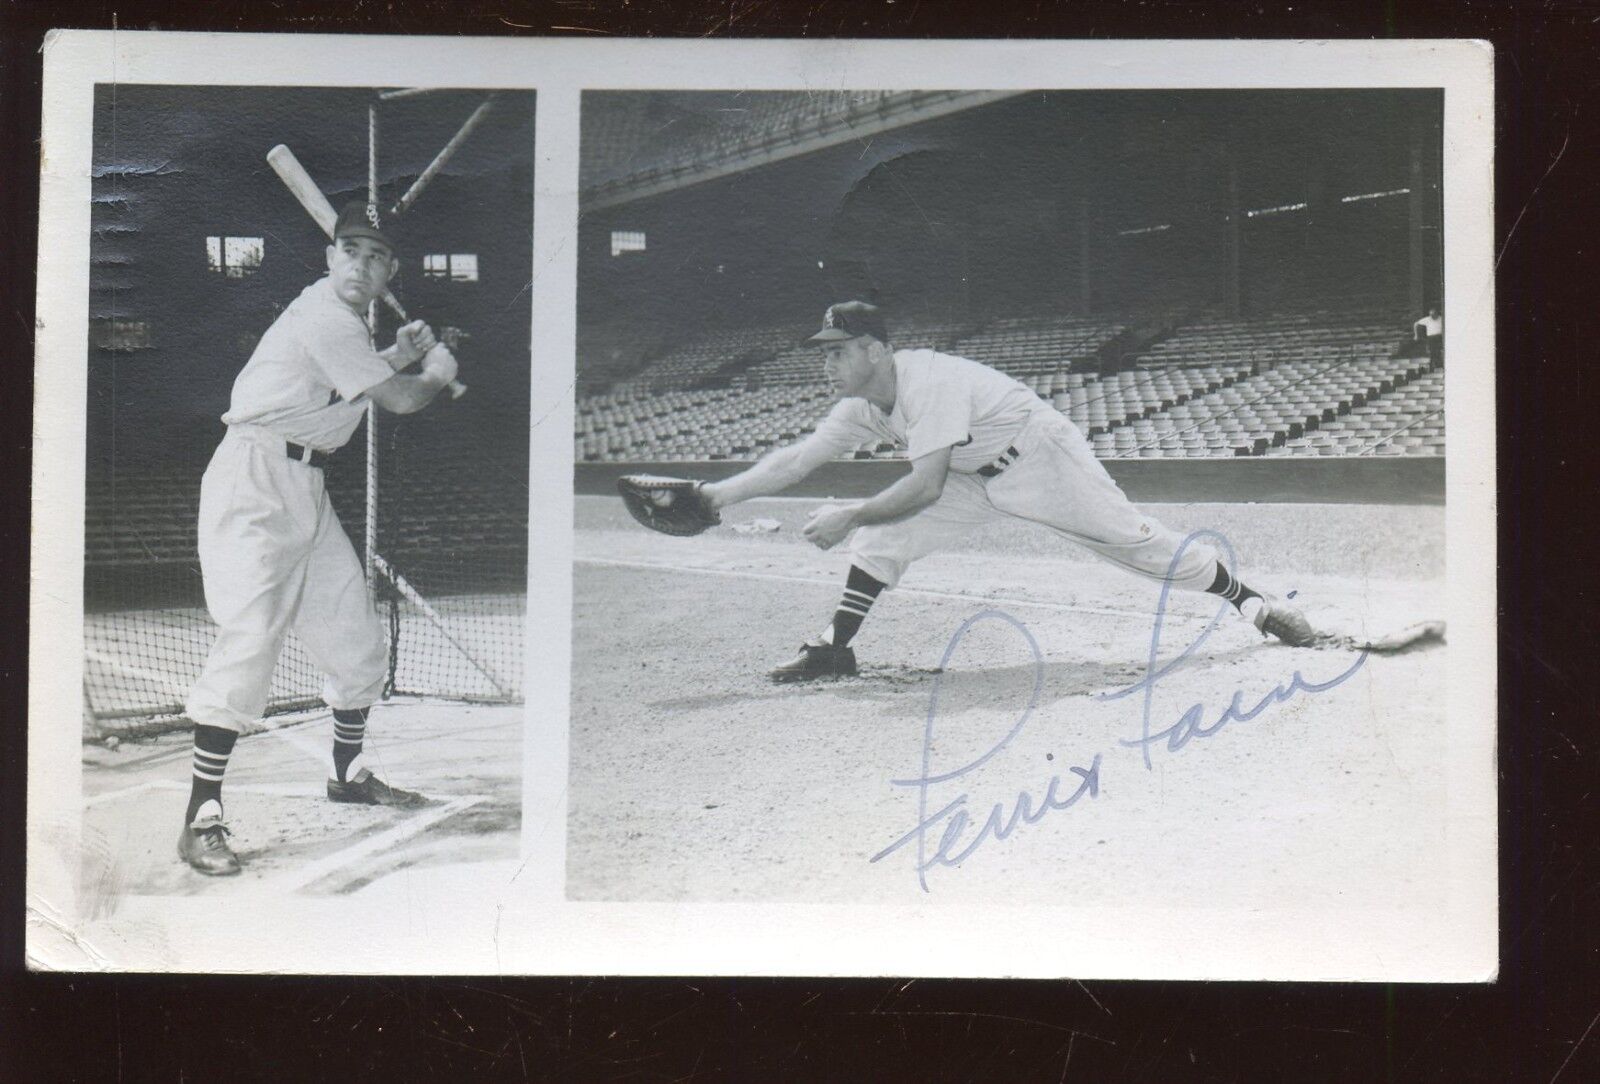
[177,203,460,876]
[695,301,1324,682]
[1414,306,1443,365]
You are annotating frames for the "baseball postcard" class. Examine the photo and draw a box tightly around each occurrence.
[27,33,1495,980]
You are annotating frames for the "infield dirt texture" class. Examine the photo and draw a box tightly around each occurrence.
[78,701,521,902]
[569,495,1445,905]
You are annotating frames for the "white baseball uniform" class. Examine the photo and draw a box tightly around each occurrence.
[184,276,395,733]
[807,348,1219,591]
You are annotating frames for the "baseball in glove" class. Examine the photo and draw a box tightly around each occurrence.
[617,474,721,537]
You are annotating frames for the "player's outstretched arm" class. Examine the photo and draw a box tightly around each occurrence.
[800,446,951,549]
[365,343,458,414]
[701,434,841,511]
[849,445,950,525]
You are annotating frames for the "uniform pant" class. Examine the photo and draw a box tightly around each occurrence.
[850,411,1220,592]
[185,425,388,733]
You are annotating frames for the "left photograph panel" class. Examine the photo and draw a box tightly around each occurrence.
[80,85,532,895]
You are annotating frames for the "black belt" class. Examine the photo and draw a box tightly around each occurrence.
[976,445,1020,479]
[285,440,331,468]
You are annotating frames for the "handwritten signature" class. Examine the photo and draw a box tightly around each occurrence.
[872,531,1369,889]
[1098,529,1368,770]
[868,610,1101,893]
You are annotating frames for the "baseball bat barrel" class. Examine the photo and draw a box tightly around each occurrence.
[390,95,497,216]
[265,144,466,399]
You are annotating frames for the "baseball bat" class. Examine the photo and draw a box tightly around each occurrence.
[266,143,466,399]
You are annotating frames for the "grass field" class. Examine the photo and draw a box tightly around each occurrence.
[568,495,1447,906]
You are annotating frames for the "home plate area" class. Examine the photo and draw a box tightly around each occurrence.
[81,701,520,898]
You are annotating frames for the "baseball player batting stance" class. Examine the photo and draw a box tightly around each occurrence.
[178,203,460,876]
[618,300,1322,683]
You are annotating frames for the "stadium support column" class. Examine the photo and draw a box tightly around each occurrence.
[1304,160,1326,302]
[1076,197,1092,315]
[1223,152,1241,318]
[1407,113,1428,313]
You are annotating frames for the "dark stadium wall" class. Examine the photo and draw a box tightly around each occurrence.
[574,456,1445,506]
[577,96,1089,334]
[577,119,969,337]
[86,85,535,477]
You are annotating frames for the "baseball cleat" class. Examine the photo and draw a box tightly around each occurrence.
[326,767,429,808]
[177,814,242,876]
[1252,598,1324,647]
[769,642,857,683]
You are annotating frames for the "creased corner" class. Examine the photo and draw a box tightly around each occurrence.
[24,894,115,973]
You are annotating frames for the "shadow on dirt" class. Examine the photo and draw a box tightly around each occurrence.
[644,641,1318,721]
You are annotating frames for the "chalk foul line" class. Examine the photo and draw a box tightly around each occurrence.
[575,555,1204,623]
[274,794,487,894]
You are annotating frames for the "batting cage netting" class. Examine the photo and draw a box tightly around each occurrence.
[83,86,532,740]
[82,412,528,738]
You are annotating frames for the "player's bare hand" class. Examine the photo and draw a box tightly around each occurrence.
[801,503,859,550]
[394,320,438,365]
[421,343,459,387]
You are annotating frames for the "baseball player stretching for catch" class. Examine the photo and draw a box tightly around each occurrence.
[620,301,1319,682]
[178,203,459,876]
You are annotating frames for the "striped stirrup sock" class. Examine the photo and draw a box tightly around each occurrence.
[1206,561,1263,612]
[332,707,370,783]
[824,565,888,648]
[185,724,238,824]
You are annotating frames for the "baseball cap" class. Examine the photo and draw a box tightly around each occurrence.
[807,301,889,344]
[333,200,398,253]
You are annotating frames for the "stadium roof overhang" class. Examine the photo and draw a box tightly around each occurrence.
[581,90,1026,211]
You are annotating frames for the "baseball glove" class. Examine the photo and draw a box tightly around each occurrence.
[616,474,721,537]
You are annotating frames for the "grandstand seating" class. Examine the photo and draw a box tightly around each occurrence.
[1133,309,1404,370]
[1266,368,1445,457]
[612,322,808,393]
[577,320,671,394]
[84,477,199,566]
[574,309,1445,463]
[1097,352,1438,459]
[945,315,1125,379]
[576,385,836,461]
[86,435,527,578]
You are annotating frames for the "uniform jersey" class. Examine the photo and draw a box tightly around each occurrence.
[221,276,396,451]
[810,348,1055,473]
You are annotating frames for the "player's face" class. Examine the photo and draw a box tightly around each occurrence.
[819,337,879,398]
[326,237,398,308]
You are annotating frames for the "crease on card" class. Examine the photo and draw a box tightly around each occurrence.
[26,820,123,971]
[26,894,114,972]
[27,820,176,973]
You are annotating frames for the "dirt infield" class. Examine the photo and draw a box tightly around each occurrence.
[81,700,521,904]
[568,496,1447,905]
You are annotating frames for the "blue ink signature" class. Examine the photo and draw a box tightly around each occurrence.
[1097,529,1368,769]
[869,610,1102,892]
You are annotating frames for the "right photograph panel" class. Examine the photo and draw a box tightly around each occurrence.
[569,90,1446,904]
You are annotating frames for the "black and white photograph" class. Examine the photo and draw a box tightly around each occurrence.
[26,34,1493,979]
[567,85,1483,928]
[74,84,533,900]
